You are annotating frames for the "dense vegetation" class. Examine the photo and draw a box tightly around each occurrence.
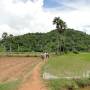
[0,29,90,52]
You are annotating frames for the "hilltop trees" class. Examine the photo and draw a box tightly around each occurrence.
[0,29,90,53]
[1,32,8,52]
[53,17,67,53]
[53,17,67,33]
[1,32,14,52]
[2,32,8,39]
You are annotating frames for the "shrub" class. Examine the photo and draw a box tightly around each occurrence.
[65,80,78,90]
[73,49,79,54]
[75,78,90,88]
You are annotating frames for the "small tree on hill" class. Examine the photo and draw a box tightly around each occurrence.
[2,32,8,52]
[2,32,8,39]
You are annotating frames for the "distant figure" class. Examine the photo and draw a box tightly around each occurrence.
[41,53,44,60]
[41,52,49,61]
[46,52,49,58]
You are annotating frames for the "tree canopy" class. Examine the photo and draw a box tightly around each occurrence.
[53,17,67,33]
[0,29,90,53]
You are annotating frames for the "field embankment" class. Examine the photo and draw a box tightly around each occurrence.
[0,52,41,57]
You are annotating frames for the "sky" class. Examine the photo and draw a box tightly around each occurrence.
[0,0,90,37]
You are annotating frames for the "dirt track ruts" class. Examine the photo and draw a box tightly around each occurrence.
[19,61,47,90]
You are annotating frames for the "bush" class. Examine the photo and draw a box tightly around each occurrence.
[48,79,79,90]
[75,78,90,88]
[73,49,79,54]
[65,80,78,90]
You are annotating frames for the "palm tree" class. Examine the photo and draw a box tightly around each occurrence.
[53,17,67,53]
[53,17,66,33]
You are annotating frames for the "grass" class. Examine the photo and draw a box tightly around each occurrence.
[44,53,90,77]
[43,53,90,90]
[46,77,90,90]
[0,80,21,90]
[47,79,78,90]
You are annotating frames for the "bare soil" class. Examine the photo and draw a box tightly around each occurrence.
[0,57,47,90]
[0,57,40,82]
[19,62,47,90]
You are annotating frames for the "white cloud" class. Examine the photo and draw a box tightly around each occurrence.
[63,7,90,34]
[0,0,54,38]
[0,0,90,38]
[0,24,19,36]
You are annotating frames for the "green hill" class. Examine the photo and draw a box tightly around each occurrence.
[0,29,90,52]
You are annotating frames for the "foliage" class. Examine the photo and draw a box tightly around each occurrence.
[47,79,78,90]
[2,32,8,39]
[75,78,90,88]
[73,48,79,54]
[53,17,67,53]
[53,17,67,33]
[0,45,5,52]
[0,29,90,52]
[47,78,90,90]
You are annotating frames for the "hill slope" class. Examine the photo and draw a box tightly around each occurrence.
[0,29,90,52]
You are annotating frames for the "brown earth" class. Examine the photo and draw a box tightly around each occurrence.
[0,57,40,82]
[0,57,47,90]
[19,61,47,90]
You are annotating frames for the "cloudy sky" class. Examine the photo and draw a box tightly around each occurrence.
[0,0,90,37]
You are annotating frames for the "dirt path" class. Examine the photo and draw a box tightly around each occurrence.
[19,61,47,90]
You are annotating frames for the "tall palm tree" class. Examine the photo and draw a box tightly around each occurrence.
[53,17,66,33]
[53,17,67,53]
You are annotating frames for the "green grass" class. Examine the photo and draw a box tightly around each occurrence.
[45,77,90,90]
[0,80,21,90]
[43,53,90,90]
[44,53,90,77]
[47,79,78,90]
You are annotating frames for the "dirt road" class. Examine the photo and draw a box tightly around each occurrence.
[19,61,47,90]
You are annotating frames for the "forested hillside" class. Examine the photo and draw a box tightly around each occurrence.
[0,29,90,52]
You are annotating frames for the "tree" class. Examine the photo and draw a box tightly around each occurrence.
[8,34,13,52]
[2,33,14,52]
[2,32,8,52]
[9,34,13,38]
[53,17,67,53]
[2,32,8,39]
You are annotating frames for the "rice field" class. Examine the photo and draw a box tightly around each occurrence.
[43,53,90,90]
